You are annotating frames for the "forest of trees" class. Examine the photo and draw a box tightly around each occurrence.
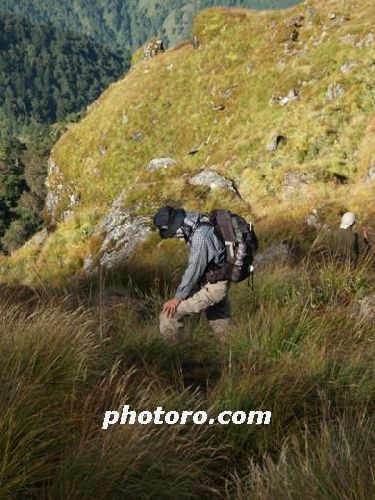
[0,0,302,50]
[0,13,128,252]
[0,13,128,129]
[0,126,56,253]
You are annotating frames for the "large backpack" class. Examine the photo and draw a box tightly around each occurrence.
[204,209,258,284]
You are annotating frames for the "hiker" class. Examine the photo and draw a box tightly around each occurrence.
[330,212,370,263]
[153,206,257,342]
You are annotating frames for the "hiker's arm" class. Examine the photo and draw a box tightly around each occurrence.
[175,235,209,300]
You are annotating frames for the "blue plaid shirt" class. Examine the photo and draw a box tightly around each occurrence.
[175,221,225,300]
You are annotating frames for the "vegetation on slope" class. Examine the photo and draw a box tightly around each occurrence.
[0,252,373,497]
[7,0,373,282]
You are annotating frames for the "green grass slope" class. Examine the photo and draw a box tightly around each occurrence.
[6,0,374,284]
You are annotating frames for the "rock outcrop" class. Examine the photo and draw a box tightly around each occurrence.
[84,190,151,274]
[143,37,165,60]
[45,158,80,226]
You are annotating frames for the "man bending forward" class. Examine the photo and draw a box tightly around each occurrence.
[153,206,232,341]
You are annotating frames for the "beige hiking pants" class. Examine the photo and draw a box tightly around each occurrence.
[159,281,232,341]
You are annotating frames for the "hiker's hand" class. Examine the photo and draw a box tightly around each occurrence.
[162,298,182,318]
[363,227,369,240]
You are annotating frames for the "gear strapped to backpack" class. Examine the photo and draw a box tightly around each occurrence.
[203,209,258,285]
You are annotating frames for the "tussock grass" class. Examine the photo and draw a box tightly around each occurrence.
[0,250,373,498]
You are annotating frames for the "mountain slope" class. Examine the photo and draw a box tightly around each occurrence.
[3,0,375,283]
[1,0,302,50]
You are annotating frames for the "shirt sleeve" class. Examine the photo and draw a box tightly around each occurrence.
[175,232,209,300]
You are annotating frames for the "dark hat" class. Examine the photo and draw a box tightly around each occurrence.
[153,206,186,239]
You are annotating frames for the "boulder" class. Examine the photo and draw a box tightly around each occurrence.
[189,170,236,193]
[147,158,177,171]
[84,190,151,274]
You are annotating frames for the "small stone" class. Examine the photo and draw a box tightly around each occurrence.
[305,208,321,228]
[280,96,289,106]
[212,103,225,111]
[188,146,201,155]
[340,34,355,44]
[267,135,287,153]
[326,83,345,101]
[131,131,144,142]
[221,88,235,100]
[359,294,375,321]
[189,169,236,193]
[340,60,358,74]
[289,29,299,42]
[356,32,374,48]
[329,12,350,22]
[284,172,315,194]
[288,14,305,28]
[246,63,254,74]
[147,158,177,171]
[24,228,48,248]
[365,161,375,181]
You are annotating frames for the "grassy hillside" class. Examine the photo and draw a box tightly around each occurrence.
[4,0,374,284]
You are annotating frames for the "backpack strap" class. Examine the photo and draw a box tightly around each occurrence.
[211,209,236,262]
